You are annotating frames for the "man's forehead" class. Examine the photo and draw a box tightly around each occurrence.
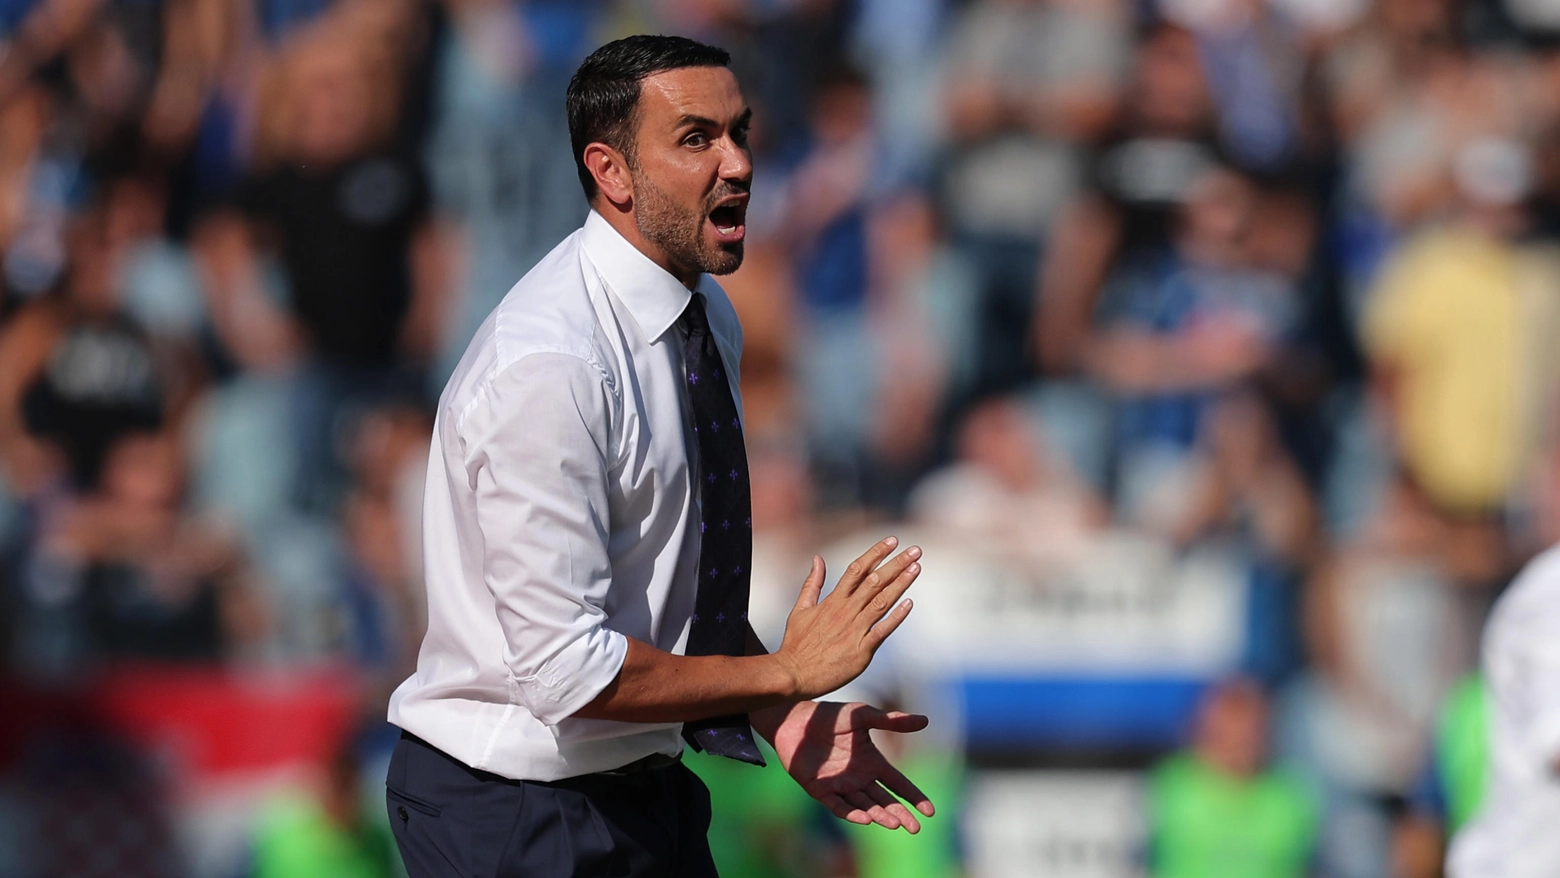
[639,67,746,122]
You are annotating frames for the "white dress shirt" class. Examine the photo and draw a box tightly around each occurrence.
[388,210,744,782]
[1449,544,1560,878]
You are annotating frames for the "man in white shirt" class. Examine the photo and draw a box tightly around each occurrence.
[386,35,934,876]
[1448,545,1560,878]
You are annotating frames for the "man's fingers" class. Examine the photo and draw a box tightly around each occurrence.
[851,546,921,607]
[821,793,871,825]
[853,707,931,734]
[886,801,921,834]
[845,790,900,830]
[834,536,898,597]
[866,598,914,647]
[793,555,825,610]
[866,783,921,834]
[878,761,936,818]
[859,557,920,621]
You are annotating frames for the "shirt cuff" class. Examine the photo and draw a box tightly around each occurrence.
[514,627,628,727]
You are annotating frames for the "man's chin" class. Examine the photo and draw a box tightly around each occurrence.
[705,243,744,276]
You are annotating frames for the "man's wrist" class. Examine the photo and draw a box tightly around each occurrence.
[751,697,805,746]
[758,651,803,703]
[746,652,808,745]
[742,625,804,743]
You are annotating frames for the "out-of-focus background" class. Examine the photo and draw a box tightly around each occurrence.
[0,0,1552,875]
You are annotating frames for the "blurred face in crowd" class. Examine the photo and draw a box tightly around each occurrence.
[1194,681,1270,777]
[956,400,1046,491]
[65,210,120,315]
[289,41,376,166]
[597,66,753,285]
[1380,0,1458,47]
[67,21,144,122]
[1131,26,1212,135]
[102,433,183,510]
[811,77,872,147]
[1178,168,1257,266]
[105,177,168,247]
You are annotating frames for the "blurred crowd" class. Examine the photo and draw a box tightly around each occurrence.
[2,0,1558,875]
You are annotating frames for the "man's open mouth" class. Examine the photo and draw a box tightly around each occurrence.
[708,197,747,243]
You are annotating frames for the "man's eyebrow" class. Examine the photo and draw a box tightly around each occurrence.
[675,108,754,130]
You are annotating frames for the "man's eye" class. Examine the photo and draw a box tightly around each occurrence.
[685,133,709,147]
[732,127,750,147]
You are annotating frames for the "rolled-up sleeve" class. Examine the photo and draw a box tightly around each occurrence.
[459,352,627,726]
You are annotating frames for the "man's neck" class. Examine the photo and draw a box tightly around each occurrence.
[594,201,700,290]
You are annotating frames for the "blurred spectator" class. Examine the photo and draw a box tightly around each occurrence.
[780,62,880,506]
[1173,394,1317,684]
[942,0,1130,394]
[0,194,170,496]
[205,8,449,511]
[1278,481,1471,878]
[10,430,268,672]
[237,10,437,368]
[1160,0,1308,171]
[1033,22,1220,375]
[0,170,204,499]
[847,0,944,184]
[248,739,397,878]
[862,190,978,499]
[908,395,1107,564]
[0,83,61,302]
[1147,679,1318,878]
[337,402,429,684]
[1086,166,1302,530]
[1363,137,1560,584]
[1173,394,1317,565]
[423,0,588,385]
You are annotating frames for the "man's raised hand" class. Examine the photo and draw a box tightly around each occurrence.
[772,536,921,700]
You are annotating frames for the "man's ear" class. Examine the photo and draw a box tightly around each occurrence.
[584,142,633,207]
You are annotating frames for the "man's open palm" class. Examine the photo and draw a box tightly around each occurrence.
[771,700,936,833]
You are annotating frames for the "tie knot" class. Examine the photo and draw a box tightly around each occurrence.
[681,293,712,338]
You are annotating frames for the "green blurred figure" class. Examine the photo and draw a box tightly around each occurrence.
[840,746,963,878]
[690,725,963,878]
[251,747,397,878]
[1147,680,1318,878]
[688,742,852,878]
[1434,674,1490,834]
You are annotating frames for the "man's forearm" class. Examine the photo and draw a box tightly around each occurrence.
[571,635,801,724]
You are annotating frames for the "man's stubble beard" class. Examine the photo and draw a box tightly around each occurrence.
[631,165,744,278]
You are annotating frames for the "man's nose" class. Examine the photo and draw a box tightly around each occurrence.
[719,138,752,184]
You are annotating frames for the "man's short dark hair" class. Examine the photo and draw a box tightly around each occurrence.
[566,35,731,201]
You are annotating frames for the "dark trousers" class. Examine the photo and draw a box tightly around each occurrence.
[386,732,720,877]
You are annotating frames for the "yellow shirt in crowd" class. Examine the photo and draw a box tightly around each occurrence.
[1364,226,1560,515]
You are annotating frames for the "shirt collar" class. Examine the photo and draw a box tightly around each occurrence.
[580,209,695,343]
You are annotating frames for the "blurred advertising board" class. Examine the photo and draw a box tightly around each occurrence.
[964,770,1147,878]
[818,529,1247,751]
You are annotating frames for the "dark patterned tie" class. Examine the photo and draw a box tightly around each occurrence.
[679,293,765,766]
